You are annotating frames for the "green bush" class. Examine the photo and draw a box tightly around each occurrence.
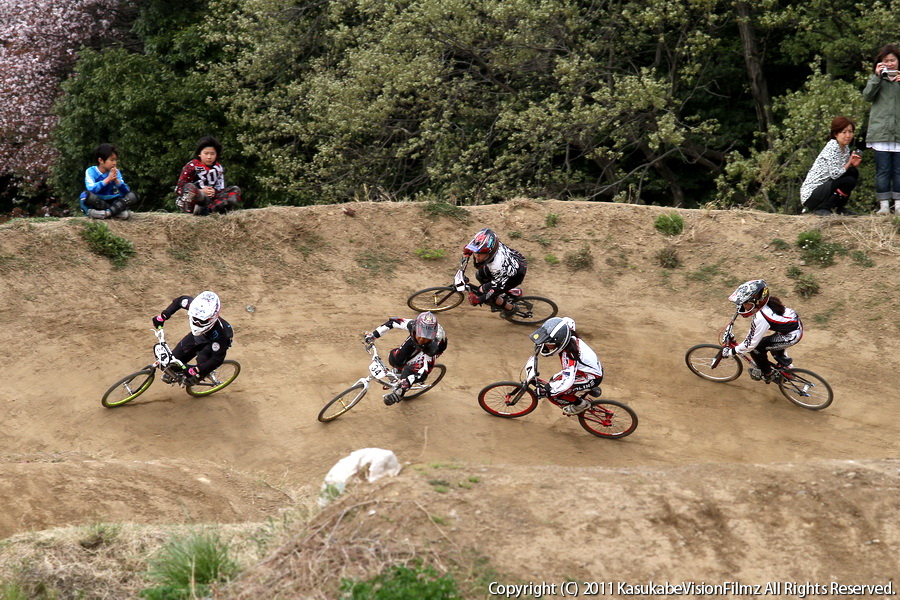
[655,246,681,269]
[793,273,821,298]
[654,212,684,236]
[421,202,469,222]
[339,563,461,600]
[415,248,447,260]
[80,221,136,267]
[141,530,238,600]
[796,229,846,267]
[564,245,594,271]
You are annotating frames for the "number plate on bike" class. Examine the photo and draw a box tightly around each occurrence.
[154,343,174,367]
[370,362,388,379]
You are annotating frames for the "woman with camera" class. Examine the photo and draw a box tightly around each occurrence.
[800,116,862,216]
[863,44,900,215]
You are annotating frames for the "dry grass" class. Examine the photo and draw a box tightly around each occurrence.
[839,218,899,255]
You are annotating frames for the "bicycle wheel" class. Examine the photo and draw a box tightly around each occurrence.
[685,344,743,382]
[578,400,638,439]
[501,296,559,326]
[102,367,155,408]
[407,286,464,313]
[404,364,446,400]
[318,383,368,422]
[778,368,833,410]
[186,360,241,397]
[477,382,539,417]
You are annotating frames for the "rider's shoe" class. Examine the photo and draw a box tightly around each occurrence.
[562,398,591,416]
[749,368,763,381]
[776,355,793,369]
[383,392,402,406]
[762,370,777,384]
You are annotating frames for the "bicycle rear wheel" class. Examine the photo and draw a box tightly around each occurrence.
[407,286,464,312]
[186,360,241,397]
[102,367,155,407]
[778,368,833,410]
[404,364,446,400]
[318,383,367,422]
[578,400,638,439]
[684,344,743,382]
[501,296,558,325]
[477,382,538,417]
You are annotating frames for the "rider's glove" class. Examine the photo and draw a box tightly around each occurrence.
[185,366,201,385]
[721,346,733,358]
[363,332,377,345]
[468,291,482,306]
[462,247,473,257]
[152,314,167,329]
[535,382,551,398]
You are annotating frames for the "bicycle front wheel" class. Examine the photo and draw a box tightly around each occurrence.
[404,364,446,400]
[318,383,367,422]
[407,286,464,313]
[501,296,558,325]
[186,360,241,397]
[102,368,155,408]
[778,368,833,410]
[685,344,743,382]
[478,382,538,417]
[579,400,638,439]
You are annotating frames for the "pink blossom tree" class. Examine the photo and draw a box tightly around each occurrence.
[0,0,122,188]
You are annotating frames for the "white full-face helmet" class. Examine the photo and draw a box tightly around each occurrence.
[188,291,221,336]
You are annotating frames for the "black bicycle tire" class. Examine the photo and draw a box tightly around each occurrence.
[578,400,639,439]
[404,364,447,400]
[407,286,464,313]
[318,383,367,422]
[477,381,539,418]
[186,360,241,397]
[500,295,559,325]
[778,368,834,410]
[101,367,155,408]
[684,344,743,382]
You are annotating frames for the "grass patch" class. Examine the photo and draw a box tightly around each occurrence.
[339,563,462,599]
[850,250,873,267]
[421,202,469,222]
[80,221,136,267]
[545,213,559,227]
[415,248,447,261]
[796,229,846,267]
[655,246,681,269]
[786,265,803,279]
[654,212,684,236]
[686,263,721,283]
[564,246,594,271]
[141,530,238,600]
[507,231,522,239]
[356,251,399,276]
[544,254,559,265]
[770,238,790,251]
[793,273,821,298]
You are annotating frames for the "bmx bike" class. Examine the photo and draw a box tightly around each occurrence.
[684,312,833,410]
[477,350,638,439]
[101,329,241,408]
[318,339,447,422]
[406,255,558,325]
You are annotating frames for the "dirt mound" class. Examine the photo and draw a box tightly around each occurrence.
[0,201,897,589]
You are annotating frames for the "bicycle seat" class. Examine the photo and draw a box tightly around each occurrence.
[507,289,522,297]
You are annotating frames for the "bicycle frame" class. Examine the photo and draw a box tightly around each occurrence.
[354,342,403,394]
[508,351,593,408]
[715,311,802,385]
[152,328,189,386]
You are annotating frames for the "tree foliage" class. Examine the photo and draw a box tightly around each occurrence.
[6,0,900,213]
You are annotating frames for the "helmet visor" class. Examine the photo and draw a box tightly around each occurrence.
[191,315,214,329]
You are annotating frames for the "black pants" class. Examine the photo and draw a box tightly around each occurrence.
[804,167,858,212]
[172,334,225,378]
[85,191,136,216]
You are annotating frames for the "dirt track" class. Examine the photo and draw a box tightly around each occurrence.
[0,201,897,553]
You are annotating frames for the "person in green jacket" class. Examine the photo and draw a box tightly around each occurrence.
[863,44,900,215]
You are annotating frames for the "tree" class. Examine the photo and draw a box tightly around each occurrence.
[0,0,122,188]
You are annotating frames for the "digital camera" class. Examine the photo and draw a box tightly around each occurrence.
[882,69,899,78]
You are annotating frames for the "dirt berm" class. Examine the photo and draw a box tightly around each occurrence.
[0,200,896,597]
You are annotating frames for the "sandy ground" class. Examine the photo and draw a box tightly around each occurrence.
[0,201,896,592]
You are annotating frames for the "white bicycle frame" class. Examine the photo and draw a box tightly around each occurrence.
[152,328,188,383]
[355,342,402,396]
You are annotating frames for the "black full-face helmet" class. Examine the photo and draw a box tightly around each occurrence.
[530,317,575,356]
[728,279,769,317]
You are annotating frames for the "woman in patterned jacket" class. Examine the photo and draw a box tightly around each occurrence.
[799,116,862,216]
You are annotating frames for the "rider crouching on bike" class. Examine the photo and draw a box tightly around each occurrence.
[364,312,447,406]
[151,291,234,384]
[721,280,803,383]
[462,228,527,314]
[531,317,603,416]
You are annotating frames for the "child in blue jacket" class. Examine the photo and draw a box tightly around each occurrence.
[79,143,137,220]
